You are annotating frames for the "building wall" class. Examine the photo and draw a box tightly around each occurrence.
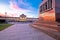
[39,0,56,23]
[0,17,38,22]
[55,0,60,22]
[19,17,27,21]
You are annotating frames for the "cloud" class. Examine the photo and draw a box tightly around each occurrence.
[0,0,38,18]
[9,0,38,17]
[9,1,19,10]
[18,0,29,6]
[10,0,37,11]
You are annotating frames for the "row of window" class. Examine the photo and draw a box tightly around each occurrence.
[40,0,52,13]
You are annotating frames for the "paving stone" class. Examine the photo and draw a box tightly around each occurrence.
[0,23,56,40]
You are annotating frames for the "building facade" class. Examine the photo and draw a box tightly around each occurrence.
[19,14,27,21]
[39,0,60,23]
[0,14,38,22]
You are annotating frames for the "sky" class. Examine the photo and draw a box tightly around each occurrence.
[0,0,42,18]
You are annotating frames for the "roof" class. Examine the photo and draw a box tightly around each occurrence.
[20,14,26,18]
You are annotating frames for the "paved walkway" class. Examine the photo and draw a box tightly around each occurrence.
[0,23,56,40]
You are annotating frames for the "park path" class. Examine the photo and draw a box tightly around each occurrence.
[0,23,56,40]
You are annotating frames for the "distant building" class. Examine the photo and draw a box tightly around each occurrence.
[39,0,60,23]
[0,14,38,22]
[19,14,27,21]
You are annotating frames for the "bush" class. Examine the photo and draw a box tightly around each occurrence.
[0,19,6,23]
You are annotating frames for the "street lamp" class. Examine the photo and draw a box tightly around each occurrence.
[5,12,7,17]
[5,12,7,21]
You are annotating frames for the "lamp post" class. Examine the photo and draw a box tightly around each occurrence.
[5,12,7,18]
[5,12,7,21]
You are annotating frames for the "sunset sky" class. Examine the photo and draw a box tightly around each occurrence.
[0,0,42,18]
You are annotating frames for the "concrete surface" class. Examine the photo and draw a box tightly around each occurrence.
[0,23,56,40]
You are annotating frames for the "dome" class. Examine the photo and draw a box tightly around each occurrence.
[20,14,26,18]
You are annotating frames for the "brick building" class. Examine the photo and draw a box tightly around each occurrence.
[39,0,60,23]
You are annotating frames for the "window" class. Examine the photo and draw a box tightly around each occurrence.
[40,0,52,13]
[40,5,43,12]
[43,4,45,11]
[45,2,47,10]
[40,2,48,12]
[40,6,42,12]
[42,5,44,11]
[48,0,52,9]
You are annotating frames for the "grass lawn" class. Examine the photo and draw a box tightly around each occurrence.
[0,24,12,31]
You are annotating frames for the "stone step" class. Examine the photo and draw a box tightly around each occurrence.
[33,23,59,31]
[31,24,60,40]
